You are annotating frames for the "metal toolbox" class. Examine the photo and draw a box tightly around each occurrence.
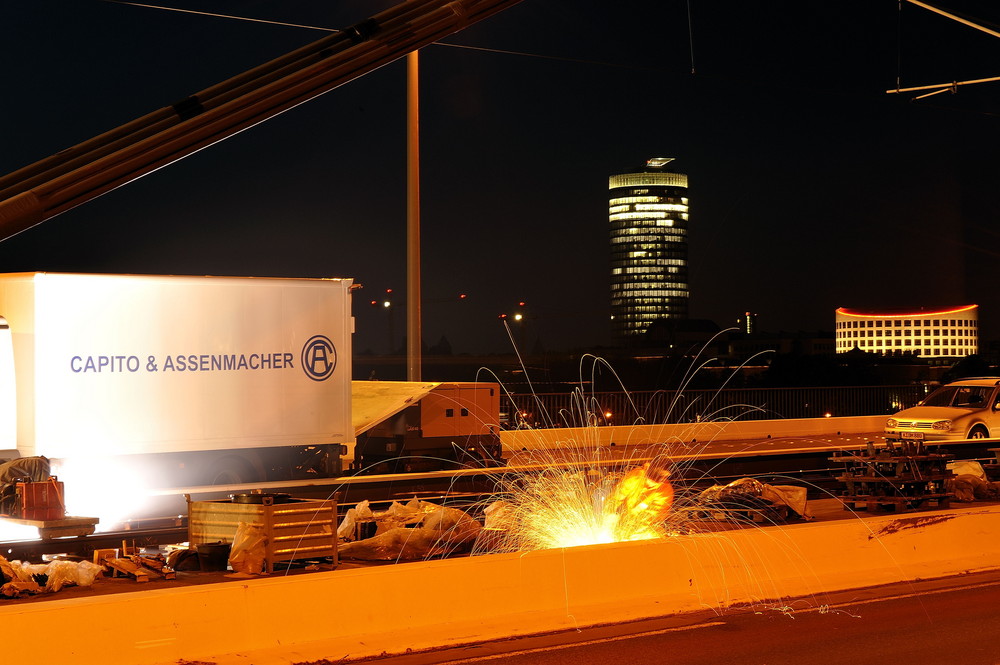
[16,478,66,521]
[187,494,338,573]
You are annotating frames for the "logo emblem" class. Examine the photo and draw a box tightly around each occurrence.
[301,335,337,381]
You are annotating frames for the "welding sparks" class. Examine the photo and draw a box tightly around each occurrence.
[474,354,693,552]
[474,348,780,553]
[484,459,678,551]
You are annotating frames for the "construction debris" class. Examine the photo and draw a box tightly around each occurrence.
[338,499,481,561]
[0,555,104,597]
[684,478,811,524]
[946,460,1000,502]
[96,542,176,582]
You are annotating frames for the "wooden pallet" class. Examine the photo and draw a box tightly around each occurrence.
[830,445,955,513]
[839,493,952,512]
[1,515,99,539]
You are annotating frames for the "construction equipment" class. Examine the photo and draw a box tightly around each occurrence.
[187,492,338,574]
[831,441,955,512]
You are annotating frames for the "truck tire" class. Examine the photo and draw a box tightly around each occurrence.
[205,456,259,485]
[455,446,486,469]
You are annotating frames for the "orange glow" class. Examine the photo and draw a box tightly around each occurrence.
[607,463,674,532]
[490,461,676,550]
[836,304,977,318]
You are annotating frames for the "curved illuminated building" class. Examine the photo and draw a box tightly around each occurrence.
[835,305,978,358]
[609,157,689,342]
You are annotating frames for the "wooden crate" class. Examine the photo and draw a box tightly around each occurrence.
[187,497,337,573]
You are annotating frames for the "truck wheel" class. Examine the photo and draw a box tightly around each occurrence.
[969,425,990,439]
[456,446,486,469]
[205,457,258,485]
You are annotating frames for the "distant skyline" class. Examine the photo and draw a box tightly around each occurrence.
[2,1,998,358]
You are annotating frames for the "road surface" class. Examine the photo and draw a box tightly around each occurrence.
[373,571,1000,665]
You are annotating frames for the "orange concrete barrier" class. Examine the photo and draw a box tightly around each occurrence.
[500,415,887,453]
[4,502,1000,664]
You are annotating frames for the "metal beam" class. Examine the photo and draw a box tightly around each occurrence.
[0,0,523,241]
[905,0,1000,40]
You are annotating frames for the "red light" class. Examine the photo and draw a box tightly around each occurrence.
[518,301,526,307]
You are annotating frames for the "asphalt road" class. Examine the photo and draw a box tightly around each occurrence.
[375,571,1000,665]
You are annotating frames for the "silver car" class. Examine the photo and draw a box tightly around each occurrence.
[885,378,1000,443]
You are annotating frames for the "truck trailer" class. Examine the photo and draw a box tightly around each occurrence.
[0,272,504,495]
[0,272,355,488]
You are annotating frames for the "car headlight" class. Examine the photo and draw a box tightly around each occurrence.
[932,420,953,431]
[886,418,898,428]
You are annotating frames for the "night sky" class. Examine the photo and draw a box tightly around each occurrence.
[2,1,998,356]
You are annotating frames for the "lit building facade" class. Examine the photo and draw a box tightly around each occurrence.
[737,311,758,335]
[609,157,689,342]
[835,305,979,358]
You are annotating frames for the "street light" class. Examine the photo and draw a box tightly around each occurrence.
[370,288,397,354]
[499,299,530,353]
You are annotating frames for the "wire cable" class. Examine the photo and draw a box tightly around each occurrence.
[103,0,332,32]
[104,0,661,71]
[687,0,696,74]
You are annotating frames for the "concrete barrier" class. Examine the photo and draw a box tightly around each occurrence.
[4,501,1000,665]
[500,415,887,454]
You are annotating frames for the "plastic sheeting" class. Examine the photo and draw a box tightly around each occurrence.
[228,522,266,575]
[338,499,481,561]
[0,555,103,597]
[946,461,1000,502]
[697,478,810,519]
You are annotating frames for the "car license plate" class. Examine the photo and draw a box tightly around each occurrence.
[900,432,924,440]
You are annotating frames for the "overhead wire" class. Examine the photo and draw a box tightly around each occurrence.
[105,0,1000,118]
[102,0,332,32]
[891,0,1000,100]
[687,0,696,75]
[103,0,660,71]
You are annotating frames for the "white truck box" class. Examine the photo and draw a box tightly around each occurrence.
[0,273,353,463]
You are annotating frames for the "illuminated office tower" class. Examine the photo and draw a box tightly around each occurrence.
[609,157,690,342]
